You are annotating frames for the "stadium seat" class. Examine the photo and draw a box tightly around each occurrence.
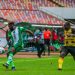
[0,0,66,25]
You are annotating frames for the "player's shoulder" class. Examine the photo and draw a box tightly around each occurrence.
[72,28,75,34]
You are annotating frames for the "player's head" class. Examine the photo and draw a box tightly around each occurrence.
[8,22,14,31]
[44,27,47,31]
[64,22,71,31]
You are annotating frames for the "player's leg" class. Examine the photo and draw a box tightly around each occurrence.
[44,39,50,56]
[35,42,41,58]
[58,57,64,70]
[3,45,22,70]
[11,45,22,70]
[42,50,45,56]
[3,44,19,70]
[47,39,50,56]
[13,42,23,55]
[58,46,69,70]
[68,47,75,60]
[10,59,15,70]
[3,52,15,70]
[3,46,13,69]
[48,45,50,56]
[7,53,16,70]
[39,43,45,57]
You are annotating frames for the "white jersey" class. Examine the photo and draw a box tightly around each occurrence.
[11,27,19,45]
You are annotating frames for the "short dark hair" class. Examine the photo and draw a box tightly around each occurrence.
[8,22,14,26]
[64,22,71,30]
[45,27,47,31]
[64,22,70,26]
[8,22,14,31]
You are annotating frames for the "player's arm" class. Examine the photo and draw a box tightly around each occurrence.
[49,30,52,40]
[20,27,34,35]
[6,30,14,53]
[6,30,10,41]
[67,29,75,37]
[72,28,75,34]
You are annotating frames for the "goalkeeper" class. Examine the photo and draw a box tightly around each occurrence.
[3,22,33,70]
[58,22,75,70]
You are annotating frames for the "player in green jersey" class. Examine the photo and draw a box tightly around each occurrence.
[3,22,33,70]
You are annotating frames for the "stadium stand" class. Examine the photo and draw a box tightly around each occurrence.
[0,0,74,10]
[0,0,65,25]
[51,0,75,7]
[0,0,59,10]
[0,10,64,25]
[1,0,74,38]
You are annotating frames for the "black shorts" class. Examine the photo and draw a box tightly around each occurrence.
[60,46,75,58]
[44,39,50,46]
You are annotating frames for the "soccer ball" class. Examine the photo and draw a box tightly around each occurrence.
[0,47,5,54]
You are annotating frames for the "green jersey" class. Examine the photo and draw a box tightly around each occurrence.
[7,26,27,54]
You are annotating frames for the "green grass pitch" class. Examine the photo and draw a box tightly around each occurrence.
[0,55,75,75]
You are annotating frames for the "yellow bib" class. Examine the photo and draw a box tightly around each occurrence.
[64,29,72,39]
[64,29,75,46]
